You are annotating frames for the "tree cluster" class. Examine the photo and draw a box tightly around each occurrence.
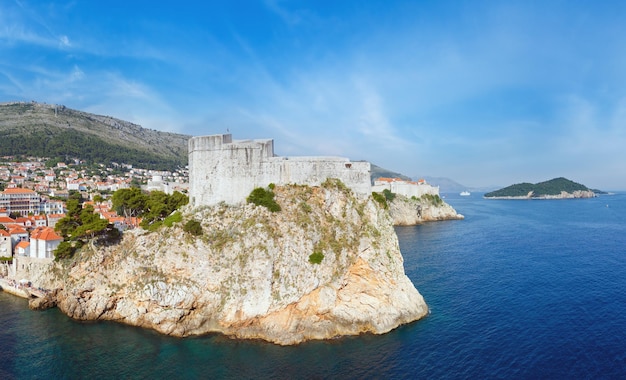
[111,188,189,231]
[54,192,120,260]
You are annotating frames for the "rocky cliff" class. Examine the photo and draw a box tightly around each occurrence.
[388,195,464,226]
[35,180,428,345]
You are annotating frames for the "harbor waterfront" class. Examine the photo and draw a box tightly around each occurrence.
[1,192,625,378]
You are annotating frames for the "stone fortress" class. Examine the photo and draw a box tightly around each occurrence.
[188,134,372,207]
[371,177,439,198]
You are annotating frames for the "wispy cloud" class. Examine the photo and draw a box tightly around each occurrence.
[1,0,71,49]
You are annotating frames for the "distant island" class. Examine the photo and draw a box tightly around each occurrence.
[484,177,598,199]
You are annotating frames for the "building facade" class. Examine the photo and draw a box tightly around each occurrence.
[188,134,372,207]
[0,188,41,216]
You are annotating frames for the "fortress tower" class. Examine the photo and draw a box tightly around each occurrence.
[188,134,371,207]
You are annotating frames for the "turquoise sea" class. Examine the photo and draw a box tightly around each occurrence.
[1,193,626,379]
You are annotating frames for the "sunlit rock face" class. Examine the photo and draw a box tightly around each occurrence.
[39,182,428,345]
[388,194,464,226]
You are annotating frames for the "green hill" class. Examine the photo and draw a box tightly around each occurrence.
[0,102,190,170]
[370,164,412,184]
[484,177,591,198]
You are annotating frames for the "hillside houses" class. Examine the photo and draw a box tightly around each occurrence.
[0,155,188,262]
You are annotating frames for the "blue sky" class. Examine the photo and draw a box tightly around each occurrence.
[2,1,626,190]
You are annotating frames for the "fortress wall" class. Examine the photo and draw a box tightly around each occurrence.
[372,182,439,198]
[264,157,371,195]
[391,182,439,198]
[189,135,275,206]
[189,134,372,207]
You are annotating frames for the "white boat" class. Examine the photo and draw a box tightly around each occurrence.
[460,191,471,196]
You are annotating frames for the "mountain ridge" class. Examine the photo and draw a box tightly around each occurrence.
[0,101,190,170]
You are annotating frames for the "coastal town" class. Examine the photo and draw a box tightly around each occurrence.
[0,155,189,286]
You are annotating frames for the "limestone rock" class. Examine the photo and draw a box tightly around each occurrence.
[29,289,58,310]
[37,182,428,345]
[388,194,464,226]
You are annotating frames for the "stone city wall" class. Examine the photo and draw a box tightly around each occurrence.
[189,134,371,206]
[372,181,439,198]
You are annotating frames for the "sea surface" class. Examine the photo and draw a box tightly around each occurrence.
[1,193,626,379]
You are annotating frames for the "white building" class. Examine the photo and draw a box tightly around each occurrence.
[15,240,30,257]
[0,229,12,258]
[0,188,41,216]
[29,227,63,259]
[145,175,172,194]
[40,199,65,215]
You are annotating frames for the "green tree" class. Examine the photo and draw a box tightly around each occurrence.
[140,191,189,230]
[111,188,147,218]
[54,201,118,260]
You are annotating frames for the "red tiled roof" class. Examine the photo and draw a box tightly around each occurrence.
[3,188,36,194]
[32,227,62,241]
[9,226,27,234]
[16,240,30,249]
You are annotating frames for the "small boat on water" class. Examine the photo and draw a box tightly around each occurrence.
[460,191,471,196]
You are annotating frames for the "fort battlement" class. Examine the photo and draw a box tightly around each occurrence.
[189,134,371,206]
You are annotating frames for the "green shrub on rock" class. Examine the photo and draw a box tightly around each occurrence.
[382,189,396,202]
[247,187,281,212]
[183,219,203,236]
[372,192,388,209]
[308,251,324,264]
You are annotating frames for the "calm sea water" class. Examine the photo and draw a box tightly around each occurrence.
[2,193,626,379]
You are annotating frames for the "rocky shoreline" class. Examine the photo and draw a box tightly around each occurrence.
[484,190,597,200]
[388,194,464,226]
[26,183,430,345]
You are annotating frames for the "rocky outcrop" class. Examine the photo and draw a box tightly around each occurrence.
[29,290,58,310]
[388,194,464,226]
[37,181,428,345]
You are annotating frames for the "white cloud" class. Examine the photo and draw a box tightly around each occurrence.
[59,35,70,47]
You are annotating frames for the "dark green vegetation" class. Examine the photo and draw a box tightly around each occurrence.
[382,189,396,202]
[308,251,324,264]
[416,193,444,206]
[54,192,120,260]
[247,186,281,212]
[484,177,591,198]
[372,192,389,209]
[55,189,189,259]
[111,188,189,231]
[183,219,203,236]
[0,102,189,171]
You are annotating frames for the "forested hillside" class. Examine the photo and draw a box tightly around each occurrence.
[484,177,590,198]
[0,102,189,170]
